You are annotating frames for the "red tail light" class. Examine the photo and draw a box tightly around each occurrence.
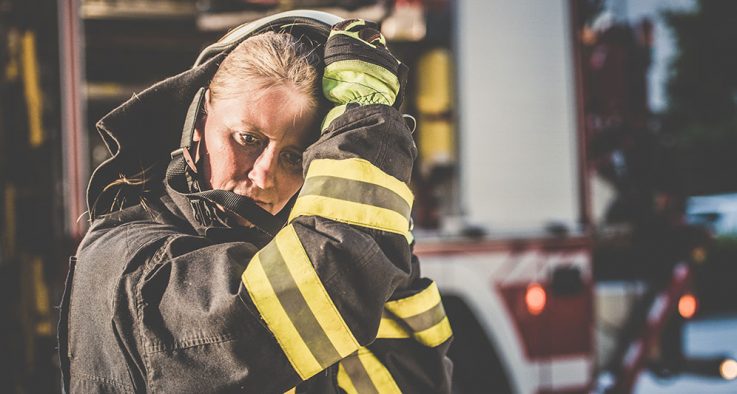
[525,283,546,316]
[678,293,698,319]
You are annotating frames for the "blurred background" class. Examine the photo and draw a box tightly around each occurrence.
[1,0,737,392]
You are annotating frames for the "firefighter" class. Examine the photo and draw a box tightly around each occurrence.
[57,12,453,394]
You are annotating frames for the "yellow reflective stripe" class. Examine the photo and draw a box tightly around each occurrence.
[242,226,360,379]
[338,348,401,394]
[356,348,402,393]
[289,195,409,236]
[385,281,442,319]
[304,158,413,207]
[241,254,321,379]
[383,281,453,347]
[300,175,411,219]
[337,363,359,394]
[414,316,453,347]
[276,226,359,358]
[339,352,377,393]
[321,104,347,132]
[284,388,296,394]
[324,59,400,106]
[377,316,410,339]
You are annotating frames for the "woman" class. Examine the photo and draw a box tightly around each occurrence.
[59,12,452,393]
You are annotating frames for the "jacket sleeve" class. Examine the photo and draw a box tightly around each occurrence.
[304,106,453,393]
[138,104,421,393]
[335,254,454,394]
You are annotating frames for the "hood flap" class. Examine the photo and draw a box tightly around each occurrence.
[87,53,225,218]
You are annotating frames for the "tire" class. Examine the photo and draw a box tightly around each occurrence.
[443,295,514,394]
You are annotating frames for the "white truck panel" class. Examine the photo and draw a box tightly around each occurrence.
[420,255,534,394]
[422,249,592,394]
[457,0,580,232]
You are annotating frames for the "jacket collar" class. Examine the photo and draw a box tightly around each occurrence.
[161,182,274,247]
[86,53,226,220]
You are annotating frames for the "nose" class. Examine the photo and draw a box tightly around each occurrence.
[248,145,277,189]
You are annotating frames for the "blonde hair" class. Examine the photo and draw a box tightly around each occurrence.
[209,31,322,112]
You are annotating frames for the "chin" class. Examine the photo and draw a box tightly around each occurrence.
[254,200,279,214]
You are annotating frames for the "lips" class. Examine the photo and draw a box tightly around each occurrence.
[246,195,268,205]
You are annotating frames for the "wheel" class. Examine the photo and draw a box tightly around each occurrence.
[443,295,514,394]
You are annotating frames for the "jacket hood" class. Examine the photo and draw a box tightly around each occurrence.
[87,11,339,221]
[87,54,225,219]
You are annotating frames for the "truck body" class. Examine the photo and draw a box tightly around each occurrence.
[414,1,595,393]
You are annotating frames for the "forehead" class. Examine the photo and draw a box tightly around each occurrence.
[210,85,317,145]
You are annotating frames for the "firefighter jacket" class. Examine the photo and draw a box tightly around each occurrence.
[57,48,453,393]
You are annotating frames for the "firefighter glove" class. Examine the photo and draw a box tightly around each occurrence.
[321,19,407,132]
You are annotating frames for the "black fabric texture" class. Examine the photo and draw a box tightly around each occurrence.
[87,52,225,220]
[369,337,454,393]
[308,104,416,183]
[323,34,401,75]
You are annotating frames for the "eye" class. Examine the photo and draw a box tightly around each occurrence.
[236,132,262,147]
[281,151,303,168]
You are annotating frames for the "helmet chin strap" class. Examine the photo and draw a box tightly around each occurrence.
[167,87,289,238]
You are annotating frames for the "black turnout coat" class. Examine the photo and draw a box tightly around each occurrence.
[57,31,453,394]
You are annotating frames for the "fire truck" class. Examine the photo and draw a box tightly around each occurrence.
[412,1,735,393]
[411,1,594,393]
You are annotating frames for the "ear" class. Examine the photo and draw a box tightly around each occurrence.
[193,89,211,142]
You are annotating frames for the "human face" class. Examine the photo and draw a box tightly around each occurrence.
[194,84,317,215]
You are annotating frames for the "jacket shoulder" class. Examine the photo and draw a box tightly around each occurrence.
[80,203,192,259]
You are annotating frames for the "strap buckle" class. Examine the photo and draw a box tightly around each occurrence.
[190,198,216,226]
[171,147,198,173]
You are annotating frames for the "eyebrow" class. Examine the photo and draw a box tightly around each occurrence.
[230,119,262,134]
